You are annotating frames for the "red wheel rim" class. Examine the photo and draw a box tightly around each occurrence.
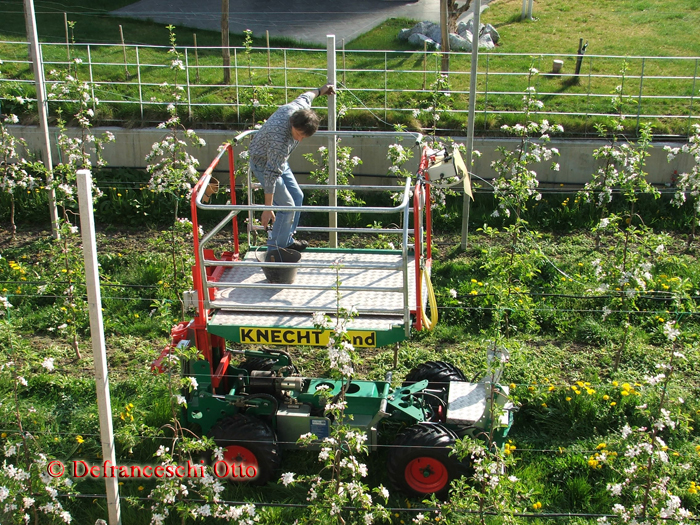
[405,456,449,494]
[220,445,259,480]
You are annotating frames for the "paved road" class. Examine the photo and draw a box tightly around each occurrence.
[112,0,489,46]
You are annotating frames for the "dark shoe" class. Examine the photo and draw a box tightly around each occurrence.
[285,239,308,252]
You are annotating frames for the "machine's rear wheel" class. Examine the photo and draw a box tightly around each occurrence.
[387,423,469,497]
[237,357,277,373]
[404,361,467,390]
[208,413,280,485]
[403,361,466,420]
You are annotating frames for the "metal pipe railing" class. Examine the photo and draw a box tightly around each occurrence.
[190,139,421,328]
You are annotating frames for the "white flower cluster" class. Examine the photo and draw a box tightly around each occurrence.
[0,441,75,524]
[666,125,700,219]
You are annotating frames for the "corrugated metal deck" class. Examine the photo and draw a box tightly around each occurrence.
[206,249,421,346]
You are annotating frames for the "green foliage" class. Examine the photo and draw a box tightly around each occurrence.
[303,139,364,208]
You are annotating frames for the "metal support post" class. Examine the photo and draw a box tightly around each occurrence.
[24,0,59,238]
[76,169,121,525]
[327,35,338,248]
[461,0,481,250]
[136,46,143,121]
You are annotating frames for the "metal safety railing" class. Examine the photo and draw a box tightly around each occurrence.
[2,39,699,135]
[186,131,429,336]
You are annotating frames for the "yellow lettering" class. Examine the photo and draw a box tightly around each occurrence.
[238,328,376,347]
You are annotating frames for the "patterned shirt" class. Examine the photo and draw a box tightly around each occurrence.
[248,91,316,193]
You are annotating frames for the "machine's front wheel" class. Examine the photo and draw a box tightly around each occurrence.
[208,413,280,485]
[387,423,470,497]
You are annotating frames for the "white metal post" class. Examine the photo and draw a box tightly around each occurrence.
[327,35,338,248]
[185,48,192,120]
[461,0,481,249]
[24,0,59,238]
[76,169,122,525]
[136,46,143,121]
[527,0,534,19]
[87,45,96,113]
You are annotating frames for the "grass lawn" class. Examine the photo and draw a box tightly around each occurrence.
[1,211,699,523]
[0,0,698,135]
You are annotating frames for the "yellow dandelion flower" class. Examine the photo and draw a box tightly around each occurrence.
[76,435,85,444]
[610,402,617,407]
[603,395,610,400]
[596,443,606,450]
[566,396,572,402]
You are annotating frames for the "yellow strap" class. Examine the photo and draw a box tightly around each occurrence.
[420,267,438,331]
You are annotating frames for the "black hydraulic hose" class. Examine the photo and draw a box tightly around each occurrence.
[245,393,279,416]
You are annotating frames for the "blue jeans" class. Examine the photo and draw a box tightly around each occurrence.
[250,161,303,248]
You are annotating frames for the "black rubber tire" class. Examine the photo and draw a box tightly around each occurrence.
[207,413,281,485]
[404,361,466,391]
[237,357,278,373]
[387,423,470,498]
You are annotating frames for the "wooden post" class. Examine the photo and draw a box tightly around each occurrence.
[64,13,70,61]
[222,0,231,84]
[24,0,59,238]
[440,0,450,73]
[266,30,271,84]
[77,169,122,525]
[193,33,200,84]
[119,25,129,81]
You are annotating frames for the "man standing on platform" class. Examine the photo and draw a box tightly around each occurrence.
[248,83,336,252]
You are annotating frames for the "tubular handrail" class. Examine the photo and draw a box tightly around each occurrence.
[234,129,423,145]
[190,137,432,340]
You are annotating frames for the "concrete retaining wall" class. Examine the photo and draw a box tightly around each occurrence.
[11,126,694,187]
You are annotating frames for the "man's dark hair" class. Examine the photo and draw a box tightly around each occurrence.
[290,109,320,137]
